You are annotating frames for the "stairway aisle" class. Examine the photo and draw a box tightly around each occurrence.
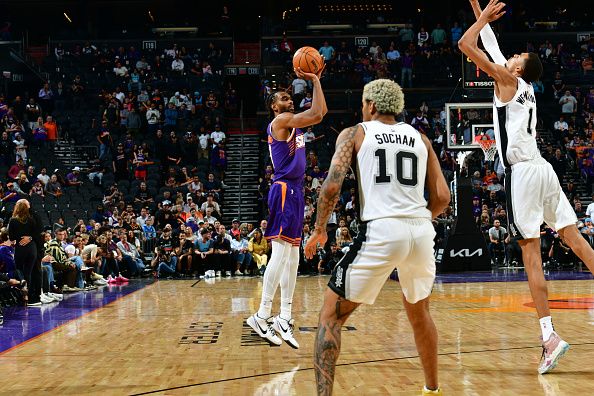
[223,131,262,225]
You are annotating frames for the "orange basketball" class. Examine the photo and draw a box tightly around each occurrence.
[292,46,324,75]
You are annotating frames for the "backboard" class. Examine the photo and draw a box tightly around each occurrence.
[445,102,494,151]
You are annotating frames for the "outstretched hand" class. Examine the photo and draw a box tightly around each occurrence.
[479,0,506,22]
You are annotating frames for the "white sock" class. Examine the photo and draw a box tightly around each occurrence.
[279,245,300,321]
[257,240,290,319]
[540,316,554,341]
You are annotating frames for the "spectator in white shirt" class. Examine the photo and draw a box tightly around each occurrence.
[171,57,185,73]
[201,194,221,214]
[146,104,160,127]
[203,207,218,224]
[198,131,210,159]
[165,44,178,58]
[37,167,50,186]
[291,77,307,96]
[554,115,569,132]
[559,90,578,114]
[304,127,316,144]
[114,87,125,103]
[113,62,128,77]
[210,126,226,147]
[136,207,150,227]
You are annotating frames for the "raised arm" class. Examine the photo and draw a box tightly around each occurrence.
[274,68,327,134]
[470,0,507,65]
[458,1,516,97]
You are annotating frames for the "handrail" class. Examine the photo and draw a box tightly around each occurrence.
[238,99,244,221]
[8,49,46,82]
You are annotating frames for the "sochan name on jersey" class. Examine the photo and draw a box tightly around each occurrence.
[374,133,415,147]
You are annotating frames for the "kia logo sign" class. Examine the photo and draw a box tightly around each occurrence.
[449,248,483,258]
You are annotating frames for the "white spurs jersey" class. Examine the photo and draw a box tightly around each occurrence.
[355,121,431,222]
[493,77,541,167]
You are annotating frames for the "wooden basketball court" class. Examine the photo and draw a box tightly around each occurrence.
[1,274,593,395]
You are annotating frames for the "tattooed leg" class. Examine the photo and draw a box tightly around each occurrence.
[402,295,439,391]
[314,288,360,396]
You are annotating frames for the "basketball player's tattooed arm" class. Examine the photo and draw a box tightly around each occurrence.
[313,125,359,233]
[458,0,515,87]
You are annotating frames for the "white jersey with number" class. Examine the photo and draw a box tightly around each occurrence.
[355,120,431,222]
[493,77,541,167]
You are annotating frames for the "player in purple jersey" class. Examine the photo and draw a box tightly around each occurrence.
[247,67,327,348]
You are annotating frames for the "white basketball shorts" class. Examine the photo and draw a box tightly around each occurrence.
[328,217,436,305]
[505,157,577,239]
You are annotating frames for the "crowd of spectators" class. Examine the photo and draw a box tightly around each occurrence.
[266,24,463,90]
[0,40,271,319]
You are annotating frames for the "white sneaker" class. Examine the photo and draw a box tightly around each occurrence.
[40,293,55,304]
[216,271,222,277]
[272,316,300,349]
[247,314,282,346]
[538,332,570,374]
[225,271,231,277]
[94,278,107,286]
[48,292,63,301]
[234,270,243,276]
[91,272,104,281]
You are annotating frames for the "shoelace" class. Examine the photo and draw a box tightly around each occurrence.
[264,317,277,335]
[540,346,549,363]
[286,320,294,336]
[267,322,278,335]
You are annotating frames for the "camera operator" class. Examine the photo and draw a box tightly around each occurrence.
[317,241,344,274]
[549,230,574,267]
[151,247,178,278]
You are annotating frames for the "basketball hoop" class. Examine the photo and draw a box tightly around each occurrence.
[476,138,497,162]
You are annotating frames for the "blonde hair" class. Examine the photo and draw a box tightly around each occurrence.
[12,199,31,223]
[362,79,404,115]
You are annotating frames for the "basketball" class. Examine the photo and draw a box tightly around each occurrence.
[292,46,324,74]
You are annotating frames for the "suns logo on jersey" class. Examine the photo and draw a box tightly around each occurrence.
[295,134,305,149]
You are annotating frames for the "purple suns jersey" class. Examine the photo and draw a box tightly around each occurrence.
[267,119,306,184]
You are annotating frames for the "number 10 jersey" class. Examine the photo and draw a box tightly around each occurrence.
[355,120,431,222]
